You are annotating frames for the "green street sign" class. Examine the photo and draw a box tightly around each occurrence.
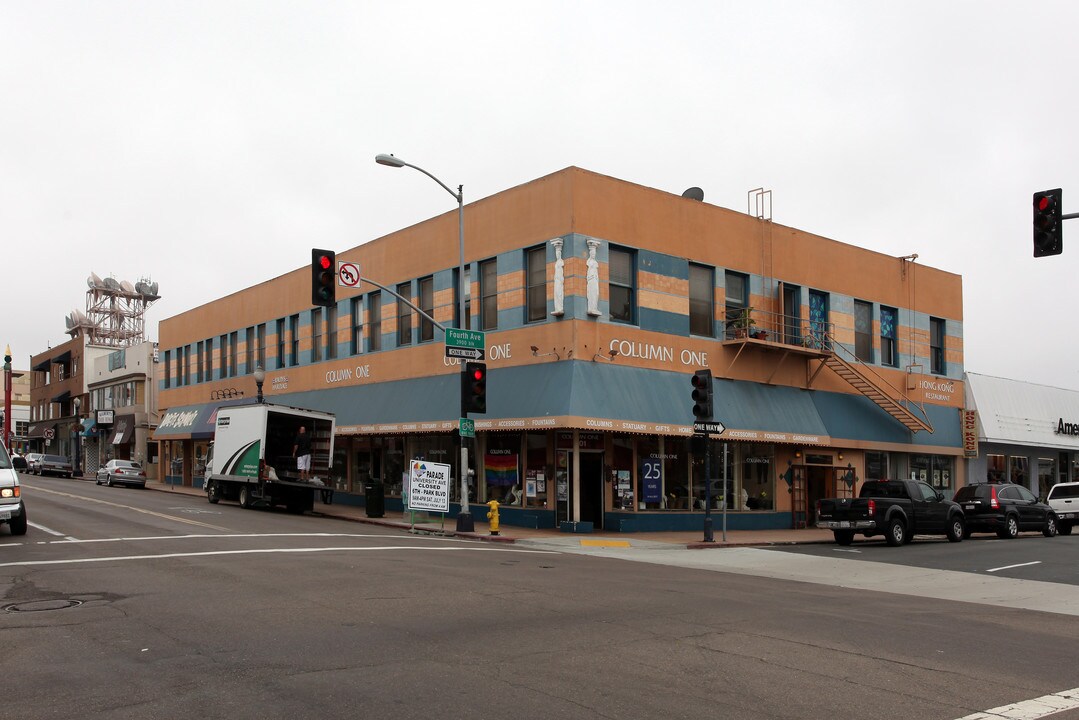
[446,328,485,350]
[459,418,475,438]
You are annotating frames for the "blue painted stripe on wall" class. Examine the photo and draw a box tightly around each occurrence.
[639,307,688,336]
[638,249,687,280]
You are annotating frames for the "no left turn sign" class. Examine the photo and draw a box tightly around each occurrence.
[338,262,361,288]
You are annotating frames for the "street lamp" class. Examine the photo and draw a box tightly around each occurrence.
[376,152,474,533]
[254,365,266,404]
[72,396,82,477]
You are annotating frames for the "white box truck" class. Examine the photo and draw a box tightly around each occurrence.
[203,403,336,514]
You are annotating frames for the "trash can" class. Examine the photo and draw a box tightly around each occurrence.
[364,481,385,518]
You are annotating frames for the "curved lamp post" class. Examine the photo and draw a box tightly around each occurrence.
[376,153,474,533]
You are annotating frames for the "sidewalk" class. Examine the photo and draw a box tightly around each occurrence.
[144,480,836,549]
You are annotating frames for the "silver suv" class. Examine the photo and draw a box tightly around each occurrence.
[1046,482,1079,535]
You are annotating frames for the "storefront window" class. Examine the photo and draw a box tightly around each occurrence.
[485,433,521,505]
[331,441,349,493]
[353,438,374,495]
[410,434,457,500]
[383,437,405,497]
[1038,457,1056,499]
[910,454,954,489]
[611,436,634,511]
[987,454,1006,483]
[740,445,774,510]
[665,437,690,510]
[523,432,548,509]
[1009,455,1029,487]
[865,451,889,480]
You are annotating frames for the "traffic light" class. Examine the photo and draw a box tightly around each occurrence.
[311,248,336,307]
[461,361,487,414]
[691,369,713,421]
[1033,189,1063,257]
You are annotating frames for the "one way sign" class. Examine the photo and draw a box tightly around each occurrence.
[446,346,485,360]
[692,420,726,435]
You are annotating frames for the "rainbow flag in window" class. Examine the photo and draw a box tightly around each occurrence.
[485,453,519,487]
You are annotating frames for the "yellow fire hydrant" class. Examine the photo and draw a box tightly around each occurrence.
[486,500,501,536]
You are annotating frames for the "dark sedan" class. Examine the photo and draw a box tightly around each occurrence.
[953,483,1058,538]
[96,459,147,488]
[37,454,74,478]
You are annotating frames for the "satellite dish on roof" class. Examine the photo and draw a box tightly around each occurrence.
[149,281,159,296]
[104,277,120,291]
[135,281,150,295]
[120,279,135,294]
[681,187,704,202]
[65,314,75,329]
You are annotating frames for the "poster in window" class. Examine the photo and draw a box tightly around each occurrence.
[640,457,662,503]
[525,479,537,497]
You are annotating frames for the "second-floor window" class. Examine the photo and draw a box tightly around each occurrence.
[350,298,363,355]
[930,317,945,374]
[854,300,872,362]
[609,246,636,324]
[689,263,714,337]
[526,246,547,323]
[419,276,434,342]
[289,314,299,367]
[724,271,747,339]
[880,305,898,367]
[368,291,382,352]
[276,319,285,369]
[397,282,412,346]
[311,308,323,363]
[480,259,497,331]
[220,334,229,378]
[245,327,254,374]
[326,306,338,360]
[257,323,266,368]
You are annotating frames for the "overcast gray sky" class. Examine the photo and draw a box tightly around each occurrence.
[2,1,1075,387]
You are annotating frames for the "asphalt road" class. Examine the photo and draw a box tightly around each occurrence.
[765,532,1079,585]
[5,475,1079,720]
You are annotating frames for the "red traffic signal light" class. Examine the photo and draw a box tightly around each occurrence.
[311,248,337,307]
[462,361,487,414]
[1033,189,1062,257]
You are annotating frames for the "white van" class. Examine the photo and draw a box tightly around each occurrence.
[0,443,27,535]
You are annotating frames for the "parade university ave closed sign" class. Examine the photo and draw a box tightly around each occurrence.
[407,460,451,513]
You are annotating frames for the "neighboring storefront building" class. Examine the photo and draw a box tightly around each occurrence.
[156,167,966,531]
[964,372,1079,498]
[85,341,161,479]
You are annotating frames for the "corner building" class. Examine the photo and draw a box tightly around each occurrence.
[156,168,965,531]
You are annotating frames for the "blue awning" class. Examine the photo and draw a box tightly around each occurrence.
[81,418,97,438]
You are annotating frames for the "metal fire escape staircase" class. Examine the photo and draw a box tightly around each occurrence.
[808,331,934,435]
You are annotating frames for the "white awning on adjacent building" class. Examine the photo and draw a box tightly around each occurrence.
[965,372,1079,450]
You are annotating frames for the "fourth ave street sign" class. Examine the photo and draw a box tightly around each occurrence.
[445,328,486,360]
[693,420,726,435]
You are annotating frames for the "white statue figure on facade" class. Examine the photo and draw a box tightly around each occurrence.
[586,238,601,317]
[551,238,565,316]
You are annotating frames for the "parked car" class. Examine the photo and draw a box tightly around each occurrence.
[953,483,1057,538]
[816,478,966,546]
[1046,481,1079,536]
[0,443,27,535]
[96,459,147,488]
[25,452,44,474]
[37,454,74,478]
[11,453,26,470]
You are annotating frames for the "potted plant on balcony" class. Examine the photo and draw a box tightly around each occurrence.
[733,307,755,338]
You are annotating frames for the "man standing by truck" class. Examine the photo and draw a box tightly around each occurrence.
[292,426,312,482]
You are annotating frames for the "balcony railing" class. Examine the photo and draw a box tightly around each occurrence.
[723,307,833,351]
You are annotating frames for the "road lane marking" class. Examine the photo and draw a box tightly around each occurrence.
[27,521,78,541]
[44,532,482,545]
[0,545,556,568]
[20,484,231,532]
[987,561,1042,573]
[955,686,1079,719]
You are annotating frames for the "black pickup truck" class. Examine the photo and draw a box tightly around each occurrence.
[816,479,966,546]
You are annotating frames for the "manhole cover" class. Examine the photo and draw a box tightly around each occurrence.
[4,599,83,613]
